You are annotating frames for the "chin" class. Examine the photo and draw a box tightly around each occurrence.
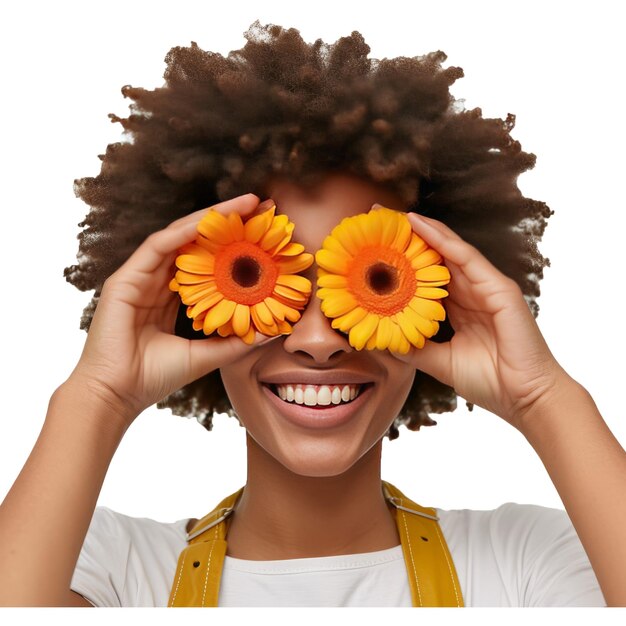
[252,425,383,479]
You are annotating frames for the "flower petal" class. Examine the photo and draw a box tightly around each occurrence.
[227,212,245,242]
[330,306,368,332]
[415,287,449,300]
[197,211,235,245]
[317,273,349,289]
[405,233,429,259]
[179,282,219,305]
[415,265,451,282]
[203,298,237,334]
[253,301,275,326]
[349,313,380,350]
[174,270,214,285]
[251,304,279,335]
[176,250,215,274]
[277,254,314,274]
[395,310,426,349]
[259,215,290,250]
[273,284,309,304]
[380,210,400,247]
[242,327,256,344]
[320,291,359,317]
[316,249,350,274]
[375,316,395,350]
[408,297,446,321]
[403,305,439,337]
[232,303,251,337]
[189,291,224,318]
[275,274,312,294]
[277,242,305,256]
[391,214,412,252]
[411,248,443,270]
[244,207,276,243]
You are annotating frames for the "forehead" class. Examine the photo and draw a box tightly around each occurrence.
[267,174,405,252]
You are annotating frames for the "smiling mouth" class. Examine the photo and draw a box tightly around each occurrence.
[264,383,374,408]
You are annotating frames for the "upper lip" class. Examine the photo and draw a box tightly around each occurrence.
[260,371,375,386]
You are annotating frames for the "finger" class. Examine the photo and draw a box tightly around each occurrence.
[186,332,282,381]
[113,194,266,281]
[404,212,513,288]
[393,338,453,388]
[168,192,263,231]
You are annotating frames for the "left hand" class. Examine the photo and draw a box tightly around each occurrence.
[395,211,569,431]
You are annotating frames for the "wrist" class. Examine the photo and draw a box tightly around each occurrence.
[516,370,595,446]
[55,374,138,436]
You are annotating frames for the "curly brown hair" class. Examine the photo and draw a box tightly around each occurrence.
[64,21,552,440]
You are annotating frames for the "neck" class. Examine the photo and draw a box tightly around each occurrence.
[225,433,400,560]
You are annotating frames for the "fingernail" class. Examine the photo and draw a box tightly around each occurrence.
[258,198,276,211]
[256,333,282,345]
[408,212,429,225]
[371,202,385,210]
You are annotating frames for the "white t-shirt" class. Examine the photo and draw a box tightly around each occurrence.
[70,502,605,607]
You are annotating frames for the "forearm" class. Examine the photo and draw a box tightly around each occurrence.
[521,374,626,607]
[0,379,130,606]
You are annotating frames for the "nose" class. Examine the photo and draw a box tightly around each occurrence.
[282,291,353,363]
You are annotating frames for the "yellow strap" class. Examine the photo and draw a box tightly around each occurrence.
[382,481,463,607]
[168,488,243,607]
[168,482,463,607]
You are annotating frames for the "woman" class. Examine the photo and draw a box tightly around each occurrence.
[0,22,624,607]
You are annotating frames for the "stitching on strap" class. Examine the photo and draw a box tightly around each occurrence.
[169,548,187,606]
[201,520,220,607]
[433,517,461,607]
[400,503,422,607]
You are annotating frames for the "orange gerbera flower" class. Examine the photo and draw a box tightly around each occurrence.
[170,206,314,344]
[315,207,450,354]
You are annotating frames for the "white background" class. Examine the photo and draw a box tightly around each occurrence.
[1,0,624,524]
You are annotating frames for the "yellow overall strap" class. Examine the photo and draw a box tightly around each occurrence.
[169,481,463,607]
[382,481,463,607]
[168,487,243,607]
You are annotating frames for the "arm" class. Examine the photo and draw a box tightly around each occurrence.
[398,210,626,606]
[520,374,626,606]
[0,380,128,606]
[0,193,269,606]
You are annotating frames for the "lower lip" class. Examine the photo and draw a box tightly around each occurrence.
[261,384,373,430]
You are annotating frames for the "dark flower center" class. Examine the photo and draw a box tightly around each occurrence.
[232,256,261,288]
[366,262,399,295]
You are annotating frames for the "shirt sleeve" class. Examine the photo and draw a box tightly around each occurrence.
[70,506,133,607]
[489,503,606,607]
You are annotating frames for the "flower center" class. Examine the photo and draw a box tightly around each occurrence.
[347,245,417,316]
[366,262,399,295]
[214,240,278,305]
[232,256,261,288]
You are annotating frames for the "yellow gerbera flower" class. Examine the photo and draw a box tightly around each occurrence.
[315,207,450,355]
[170,206,314,344]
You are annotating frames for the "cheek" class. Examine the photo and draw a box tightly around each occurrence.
[378,361,417,420]
[219,362,256,423]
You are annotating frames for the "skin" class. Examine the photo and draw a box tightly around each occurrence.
[221,176,416,558]
[0,175,624,606]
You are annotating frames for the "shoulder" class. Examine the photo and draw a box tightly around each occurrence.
[435,502,605,607]
[71,506,192,607]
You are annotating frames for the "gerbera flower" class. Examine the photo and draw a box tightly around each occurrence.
[170,206,314,344]
[315,207,450,355]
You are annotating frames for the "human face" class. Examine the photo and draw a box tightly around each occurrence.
[219,175,417,477]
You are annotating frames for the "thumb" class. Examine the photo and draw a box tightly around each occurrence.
[395,339,452,388]
[186,332,282,381]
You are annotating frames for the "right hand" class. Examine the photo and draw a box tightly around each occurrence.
[68,193,275,428]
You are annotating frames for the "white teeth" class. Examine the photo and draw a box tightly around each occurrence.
[317,386,332,406]
[304,387,317,406]
[272,383,364,407]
